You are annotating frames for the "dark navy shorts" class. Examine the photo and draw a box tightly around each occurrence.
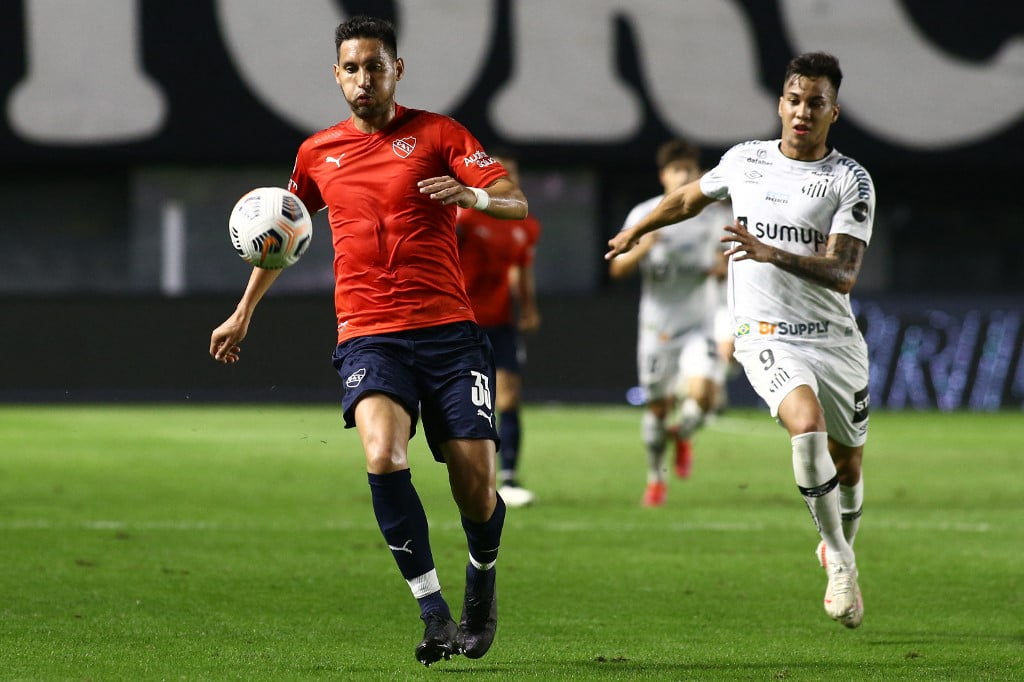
[332,321,499,462]
[483,324,522,373]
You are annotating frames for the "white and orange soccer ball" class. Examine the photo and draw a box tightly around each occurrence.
[228,187,312,269]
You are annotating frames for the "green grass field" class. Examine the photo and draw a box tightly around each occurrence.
[1,404,1021,680]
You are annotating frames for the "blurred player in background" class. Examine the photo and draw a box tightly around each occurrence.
[210,16,528,666]
[607,52,873,629]
[456,152,541,507]
[609,139,729,507]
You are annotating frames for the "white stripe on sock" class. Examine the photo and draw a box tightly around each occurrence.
[407,569,441,598]
[469,552,496,571]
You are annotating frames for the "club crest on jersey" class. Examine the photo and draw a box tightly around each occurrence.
[346,368,367,388]
[392,137,416,158]
[801,177,830,198]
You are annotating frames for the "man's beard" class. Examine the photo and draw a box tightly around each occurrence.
[347,95,386,120]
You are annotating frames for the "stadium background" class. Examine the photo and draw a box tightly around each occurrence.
[1,0,1021,408]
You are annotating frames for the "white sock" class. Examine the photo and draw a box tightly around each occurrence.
[675,397,705,441]
[791,432,853,565]
[839,478,864,547]
[642,410,667,483]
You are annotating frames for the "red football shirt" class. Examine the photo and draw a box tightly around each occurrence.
[456,208,541,327]
[288,105,508,343]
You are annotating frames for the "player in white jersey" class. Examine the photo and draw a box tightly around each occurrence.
[610,139,729,506]
[606,53,871,628]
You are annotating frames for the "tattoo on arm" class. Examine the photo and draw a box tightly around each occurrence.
[769,234,865,293]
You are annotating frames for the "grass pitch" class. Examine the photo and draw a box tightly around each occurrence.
[1,404,1021,680]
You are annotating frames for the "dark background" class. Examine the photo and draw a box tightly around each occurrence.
[1,1,1021,408]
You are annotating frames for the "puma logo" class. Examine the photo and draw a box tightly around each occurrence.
[325,154,345,167]
[387,539,413,554]
[476,409,494,428]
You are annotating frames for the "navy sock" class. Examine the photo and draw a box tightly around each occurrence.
[416,592,450,620]
[465,559,496,595]
[498,409,521,475]
[367,470,448,617]
[462,494,506,590]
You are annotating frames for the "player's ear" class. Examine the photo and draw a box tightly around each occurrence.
[395,56,405,82]
[831,102,840,123]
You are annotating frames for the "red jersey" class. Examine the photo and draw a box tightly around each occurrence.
[456,208,541,327]
[288,105,508,343]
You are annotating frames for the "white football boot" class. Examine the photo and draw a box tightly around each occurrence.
[821,546,864,628]
[498,483,535,508]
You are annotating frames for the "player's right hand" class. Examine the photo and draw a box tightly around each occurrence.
[210,316,248,364]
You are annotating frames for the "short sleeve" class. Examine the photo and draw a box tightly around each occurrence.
[830,158,875,246]
[699,145,741,201]
[437,117,508,189]
[287,146,325,214]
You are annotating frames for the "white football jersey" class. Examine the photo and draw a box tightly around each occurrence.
[700,140,875,347]
[620,196,731,340]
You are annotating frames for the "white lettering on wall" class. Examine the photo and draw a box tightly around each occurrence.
[781,0,1024,149]
[8,0,166,144]
[623,0,777,143]
[2,1,1021,149]
[492,0,642,141]
[214,0,493,132]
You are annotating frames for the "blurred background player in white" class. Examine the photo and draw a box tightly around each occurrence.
[457,152,541,507]
[609,139,729,507]
[607,52,873,628]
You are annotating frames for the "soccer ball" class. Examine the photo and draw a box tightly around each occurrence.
[228,187,312,269]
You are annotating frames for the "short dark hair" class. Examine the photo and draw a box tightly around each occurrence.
[784,52,843,95]
[656,138,699,171]
[335,15,398,59]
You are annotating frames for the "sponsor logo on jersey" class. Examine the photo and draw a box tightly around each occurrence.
[851,200,870,222]
[852,385,870,422]
[751,221,827,248]
[801,178,829,198]
[745,154,773,166]
[744,170,763,182]
[757,320,831,337]
[392,136,416,158]
[345,367,367,388]
[464,149,497,168]
[836,157,873,200]
[765,191,789,204]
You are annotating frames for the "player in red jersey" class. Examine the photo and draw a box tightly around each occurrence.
[209,16,528,667]
[456,153,542,507]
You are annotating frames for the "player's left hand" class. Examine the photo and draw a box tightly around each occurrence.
[418,176,475,207]
[722,219,774,263]
[605,228,640,260]
[519,306,541,333]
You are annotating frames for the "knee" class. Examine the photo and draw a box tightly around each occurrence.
[362,439,408,474]
[460,485,496,523]
[787,416,825,436]
[832,450,863,484]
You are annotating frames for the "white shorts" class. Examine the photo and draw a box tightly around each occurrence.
[733,338,870,447]
[639,330,723,402]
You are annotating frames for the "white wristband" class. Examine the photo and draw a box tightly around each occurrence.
[469,187,490,211]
